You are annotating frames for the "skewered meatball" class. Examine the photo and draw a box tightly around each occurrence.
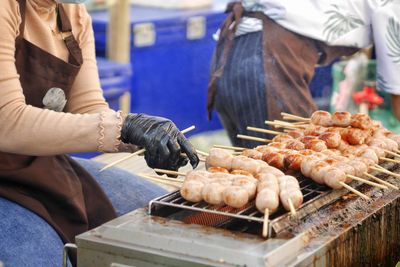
[255,145,277,154]
[323,168,347,189]
[345,128,369,145]
[208,167,229,173]
[304,126,327,136]
[356,148,379,164]
[202,183,225,205]
[242,149,263,160]
[332,111,351,127]
[257,173,280,194]
[348,159,368,176]
[350,113,373,130]
[267,142,287,149]
[319,132,341,148]
[369,146,385,160]
[311,110,332,127]
[284,153,303,171]
[256,188,280,213]
[272,134,294,143]
[304,139,328,152]
[256,161,285,178]
[278,175,300,190]
[180,180,205,202]
[232,176,257,200]
[231,156,261,175]
[185,170,210,183]
[387,133,400,146]
[309,161,331,184]
[206,148,234,170]
[300,156,321,177]
[208,173,234,186]
[382,138,399,152]
[262,151,285,170]
[223,186,249,208]
[231,169,253,177]
[280,190,303,210]
[287,130,304,139]
[332,162,355,183]
[285,139,306,150]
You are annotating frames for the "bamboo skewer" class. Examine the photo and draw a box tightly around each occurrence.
[346,175,388,190]
[370,166,400,178]
[380,157,400,164]
[196,150,209,157]
[246,126,282,135]
[363,172,399,190]
[292,121,309,125]
[339,182,371,200]
[383,149,400,158]
[99,126,195,172]
[237,134,271,143]
[287,198,297,216]
[99,149,145,172]
[281,112,310,122]
[275,120,308,128]
[265,120,299,129]
[262,209,269,238]
[213,145,246,151]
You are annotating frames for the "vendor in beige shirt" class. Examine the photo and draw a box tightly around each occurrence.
[0,1,198,266]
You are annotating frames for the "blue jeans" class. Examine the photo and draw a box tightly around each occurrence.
[0,158,167,267]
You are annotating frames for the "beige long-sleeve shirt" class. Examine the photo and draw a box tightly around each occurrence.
[0,0,125,156]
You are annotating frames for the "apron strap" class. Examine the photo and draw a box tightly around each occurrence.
[16,0,27,39]
[15,0,83,66]
[57,4,83,66]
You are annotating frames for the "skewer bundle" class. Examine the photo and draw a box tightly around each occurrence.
[236,111,400,195]
[165,148,303,224]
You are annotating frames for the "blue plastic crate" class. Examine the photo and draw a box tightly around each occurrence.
[90,1,231,136]
[70,57,132,159]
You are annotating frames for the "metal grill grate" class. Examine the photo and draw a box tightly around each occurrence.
[149,176,332,236]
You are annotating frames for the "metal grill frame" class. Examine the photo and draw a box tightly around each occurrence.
[148,176,342,236]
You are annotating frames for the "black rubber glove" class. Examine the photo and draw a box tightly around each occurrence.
[121,114,199,172]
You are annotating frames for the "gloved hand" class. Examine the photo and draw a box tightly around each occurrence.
[121,113,199,172]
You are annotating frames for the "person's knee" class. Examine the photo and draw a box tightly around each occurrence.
[0,198,65,267]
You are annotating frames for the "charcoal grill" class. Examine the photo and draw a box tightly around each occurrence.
[75,164,400,267]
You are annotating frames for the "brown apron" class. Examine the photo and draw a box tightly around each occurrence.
[207,2,359,122]
[0,0,117,245]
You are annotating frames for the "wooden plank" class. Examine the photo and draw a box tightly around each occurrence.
[107,0,131,63]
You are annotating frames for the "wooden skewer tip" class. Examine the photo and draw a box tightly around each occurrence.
[347,174,388,190]
[364,172,399,190]
[195,149,209,157]
[237,134,271,143]
[288,198,297,216]
[99,125,196,172]
[246,126,281,135]
[213,145,246,151]
[262,208,269,238]
[339,182,371,200]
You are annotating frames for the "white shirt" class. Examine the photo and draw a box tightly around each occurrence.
[237,0,400,94]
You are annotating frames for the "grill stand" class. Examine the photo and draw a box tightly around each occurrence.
[76,164,400,266]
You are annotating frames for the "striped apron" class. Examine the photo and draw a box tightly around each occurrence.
[207,2,358,147]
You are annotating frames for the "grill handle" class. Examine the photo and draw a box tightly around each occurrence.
[63,243,77,267]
